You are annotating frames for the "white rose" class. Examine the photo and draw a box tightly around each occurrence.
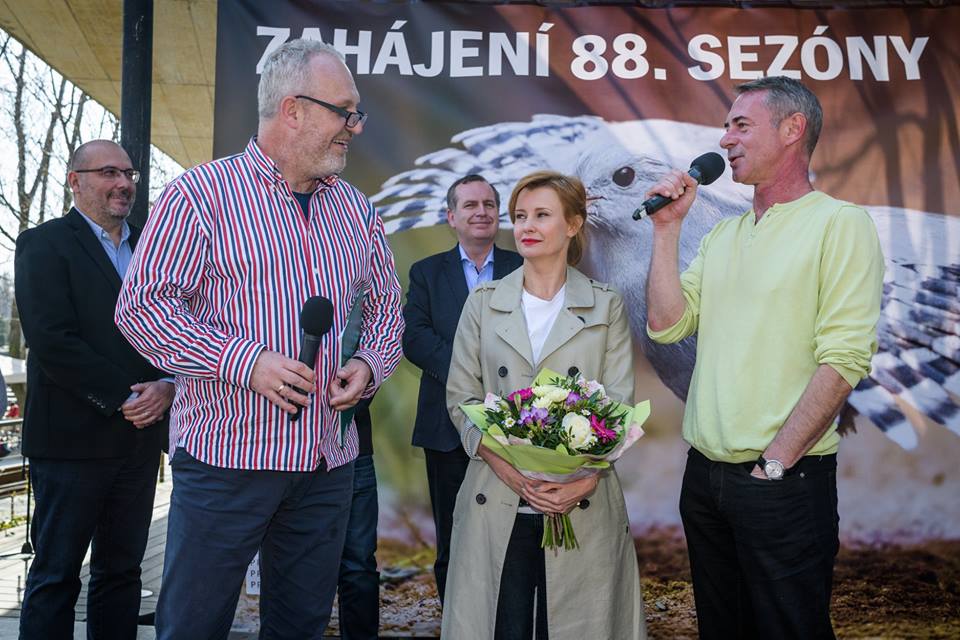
[562,412,597,451]
[533,384,560,398]
[533,384,572,406]
[532,396,553,410]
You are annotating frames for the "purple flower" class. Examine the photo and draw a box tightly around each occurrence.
[565,391,581,406]
[519,407,549,426]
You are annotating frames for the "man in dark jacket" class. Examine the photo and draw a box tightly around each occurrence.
[15,140,173,639]
[402,174,522,603]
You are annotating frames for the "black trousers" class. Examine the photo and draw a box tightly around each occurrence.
[424,446,470,604]
[495,514,548,640]
[680,447,839,640]
[20,436,160,640]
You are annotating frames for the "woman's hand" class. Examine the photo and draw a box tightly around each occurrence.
[523,475,599,515]
[477,444,541,498]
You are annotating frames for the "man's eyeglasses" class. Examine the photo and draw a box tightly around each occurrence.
[295,95,367,129]
[74,166,141,183]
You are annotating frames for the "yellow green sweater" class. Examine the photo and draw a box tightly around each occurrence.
[649,191,884,463]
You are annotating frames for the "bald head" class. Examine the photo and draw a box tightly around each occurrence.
[69,140,127,173]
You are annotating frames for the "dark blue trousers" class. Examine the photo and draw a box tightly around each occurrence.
[155,449,354,640]
[337,453,379,640]
[20,435,160,640]
[680,447,839,640]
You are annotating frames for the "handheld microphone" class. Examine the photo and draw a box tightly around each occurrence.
[632,152,726,220]
[290,295,334,422]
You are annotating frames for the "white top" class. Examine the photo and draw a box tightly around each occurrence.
[522,284,566,366]
[518,284,565,514]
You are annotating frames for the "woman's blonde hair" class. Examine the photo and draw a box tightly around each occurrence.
[508,171,588,266]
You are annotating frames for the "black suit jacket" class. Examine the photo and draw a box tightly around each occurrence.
[14,208,168,459]
[403,244,523,452]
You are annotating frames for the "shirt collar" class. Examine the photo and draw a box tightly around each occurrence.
[75,208,131,245]
[458,244,494,269]
[244,136,340,194]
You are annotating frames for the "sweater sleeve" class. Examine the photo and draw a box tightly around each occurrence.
[647,229,710,344]
[813,205,885,388]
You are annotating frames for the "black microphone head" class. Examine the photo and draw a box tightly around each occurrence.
[689,152,726,186]
[300,296,334,337]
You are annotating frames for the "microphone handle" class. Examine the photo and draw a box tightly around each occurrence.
[632,166,706,220]
[632,194,670,220]
[290,333,323,422]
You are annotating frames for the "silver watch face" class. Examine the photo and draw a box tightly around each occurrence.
[764,460,785,480]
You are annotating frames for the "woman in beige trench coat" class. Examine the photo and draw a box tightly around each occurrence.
[443,172,646,639]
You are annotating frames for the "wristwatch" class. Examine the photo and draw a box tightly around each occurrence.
[756,455,785,480]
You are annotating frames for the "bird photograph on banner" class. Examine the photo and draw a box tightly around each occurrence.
[371,114,960,450]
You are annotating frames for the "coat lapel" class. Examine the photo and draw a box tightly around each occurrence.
[535,267,596,366]
[490,269,535,367]
[67,208,123,294]
[442,245,469,311]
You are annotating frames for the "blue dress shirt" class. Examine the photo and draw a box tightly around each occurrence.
[76,209,133,277]
[459,244,495,292]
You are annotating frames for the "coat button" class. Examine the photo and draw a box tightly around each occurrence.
[498,366,508,378]
[568,366,580,378]
[475,493,487,505]
[578,499,590,509]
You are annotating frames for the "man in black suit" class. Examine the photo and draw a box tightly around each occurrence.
[15,140,174,639]
[402,174,522,604]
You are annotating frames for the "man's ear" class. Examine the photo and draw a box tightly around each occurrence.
[66,171,81,195]
[780,112,807,149]
[277,96,303,130]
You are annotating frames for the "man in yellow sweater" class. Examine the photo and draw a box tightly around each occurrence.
[646,76,884,640]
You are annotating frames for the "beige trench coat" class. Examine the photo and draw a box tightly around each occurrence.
[443,266,646,640]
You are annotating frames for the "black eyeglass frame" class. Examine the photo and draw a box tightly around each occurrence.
[294,95,367,129]
[73,166,141,184]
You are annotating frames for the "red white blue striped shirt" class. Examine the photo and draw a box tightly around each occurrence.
[115,138,404,471]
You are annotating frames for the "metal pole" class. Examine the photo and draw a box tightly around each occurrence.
[121,0,153,229]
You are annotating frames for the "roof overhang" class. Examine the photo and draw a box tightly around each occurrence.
[0,0,217,169]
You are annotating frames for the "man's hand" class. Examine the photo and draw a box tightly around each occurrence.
[250,350,316,414]
[523,475,599,515]
[328,358,372,411]
[750,465,769,480]
[645,169,699,227]
[121,380,175,429]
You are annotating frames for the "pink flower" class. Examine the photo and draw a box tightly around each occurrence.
[590,415,617,443]
[508,387,534,405]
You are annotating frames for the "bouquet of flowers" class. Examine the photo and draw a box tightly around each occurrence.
[460,368,649,551]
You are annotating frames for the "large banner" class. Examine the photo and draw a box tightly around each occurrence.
[214,1,959,545]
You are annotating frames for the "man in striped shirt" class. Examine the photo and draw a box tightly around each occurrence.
[116,39,404,639]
